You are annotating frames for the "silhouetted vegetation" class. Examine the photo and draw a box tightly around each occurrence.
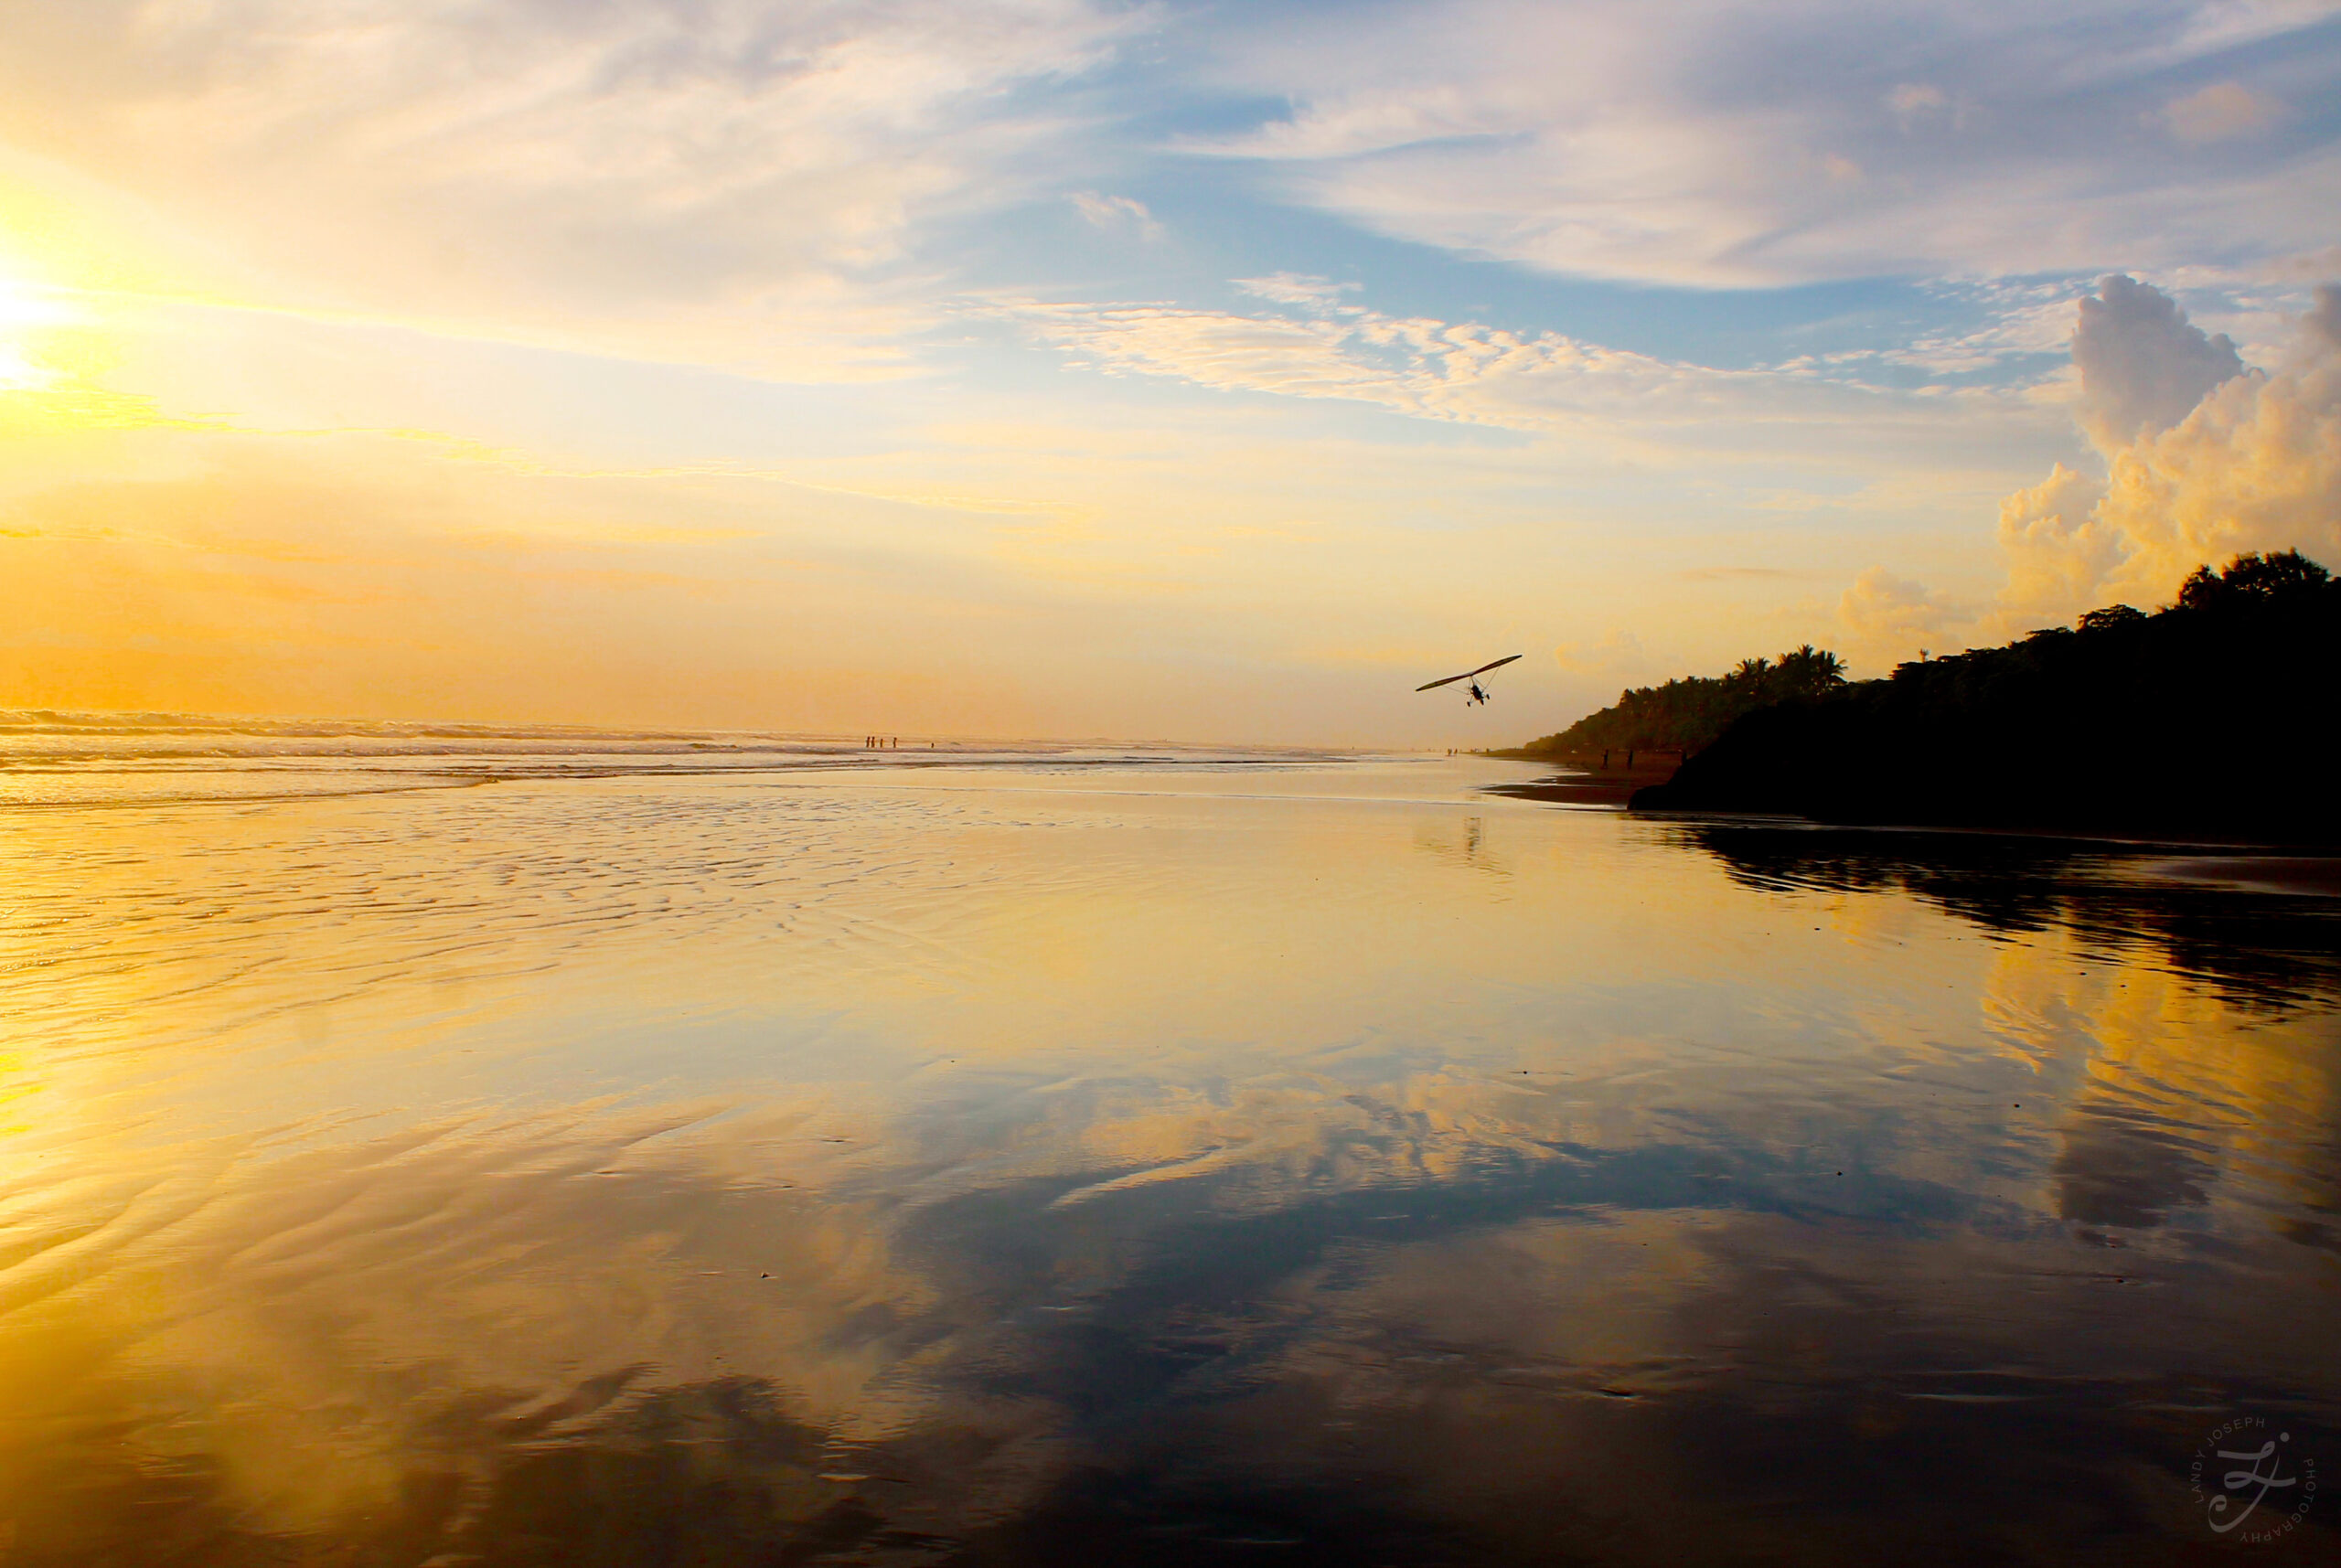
[1522,645,1847,758]
[1631,549,2341,843]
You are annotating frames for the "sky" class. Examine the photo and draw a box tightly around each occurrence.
[1,0,2337,745]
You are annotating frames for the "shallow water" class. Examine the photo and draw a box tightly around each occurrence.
[2,725,2336,1564]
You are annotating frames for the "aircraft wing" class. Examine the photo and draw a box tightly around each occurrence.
[1416,654,1522,691]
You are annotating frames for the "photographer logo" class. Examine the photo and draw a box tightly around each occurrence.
[2191,1417,2315,1542]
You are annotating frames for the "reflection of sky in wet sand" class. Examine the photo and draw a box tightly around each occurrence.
[1,755,2336,1563]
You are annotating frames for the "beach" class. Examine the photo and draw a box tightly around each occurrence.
[1,726,2336,1563]
[1482,752,1684,807]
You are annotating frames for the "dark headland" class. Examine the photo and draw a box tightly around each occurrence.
[1521,551,2341,846]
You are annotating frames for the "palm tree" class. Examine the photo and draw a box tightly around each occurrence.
[1772,645,1844,696]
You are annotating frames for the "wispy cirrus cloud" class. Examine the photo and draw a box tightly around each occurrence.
[2162,80,2287,143]
[1181,0,2341,288]
[1071,191,1164,240]
[0,0,1141,377]
[1233,273,1363,310]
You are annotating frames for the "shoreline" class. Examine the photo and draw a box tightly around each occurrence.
[1485,760,2341,868]
[2137,856,2341,896]
[1480,752,1684,808]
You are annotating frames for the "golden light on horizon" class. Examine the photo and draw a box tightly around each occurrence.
[0,264,77,393]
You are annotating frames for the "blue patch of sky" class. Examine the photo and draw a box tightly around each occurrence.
[936,164,2081,387]
[1025,0,2336,357]
[909,0,2341,426]
[943,59,2100,387]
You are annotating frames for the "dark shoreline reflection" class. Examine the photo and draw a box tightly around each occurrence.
[1671,822,2341,1010]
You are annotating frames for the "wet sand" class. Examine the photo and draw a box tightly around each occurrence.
[1,735,2336,1564]
[1480,754,1682,807]
[2141,856,2341,896]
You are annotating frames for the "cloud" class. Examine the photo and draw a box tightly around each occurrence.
[2314,281,2341,347]
[0,0,1138,377]
[986,289,2051,450]
[1071,191,1163,240]
[1992,279,2341,625]
[1837,567,1963,665]
[2070,274,2244,451]
[2163,80,2283,143]
[1233,273,1362,310]
[2087,304,2341,592]
[1552,627,1651,676]
[1887,83,1951,127]
[1994,462,2118,624]
[1184,0,2341,286]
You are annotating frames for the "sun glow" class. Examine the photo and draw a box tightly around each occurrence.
[0,255,196,440]
[0,271,76,392]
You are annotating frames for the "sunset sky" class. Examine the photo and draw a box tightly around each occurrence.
[3,0,2338,743]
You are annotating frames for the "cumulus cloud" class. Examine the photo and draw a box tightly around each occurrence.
[1994,462,2131,627]
[1993,277,2341,627]
[2071,273,2244,451]
[2085,302,2341,593]
[1837,567,1964,666]
[1184,0,2341,286]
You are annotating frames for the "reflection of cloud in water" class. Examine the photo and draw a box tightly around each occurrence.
[11,1115,2338,1564]
[1969,906,2339,1248]
[2054,1104,2211,1228]
[1690,824,2341,1252]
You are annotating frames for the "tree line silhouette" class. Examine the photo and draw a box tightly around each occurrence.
[1522,645,1848,759]
[1624,549,2339,840]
